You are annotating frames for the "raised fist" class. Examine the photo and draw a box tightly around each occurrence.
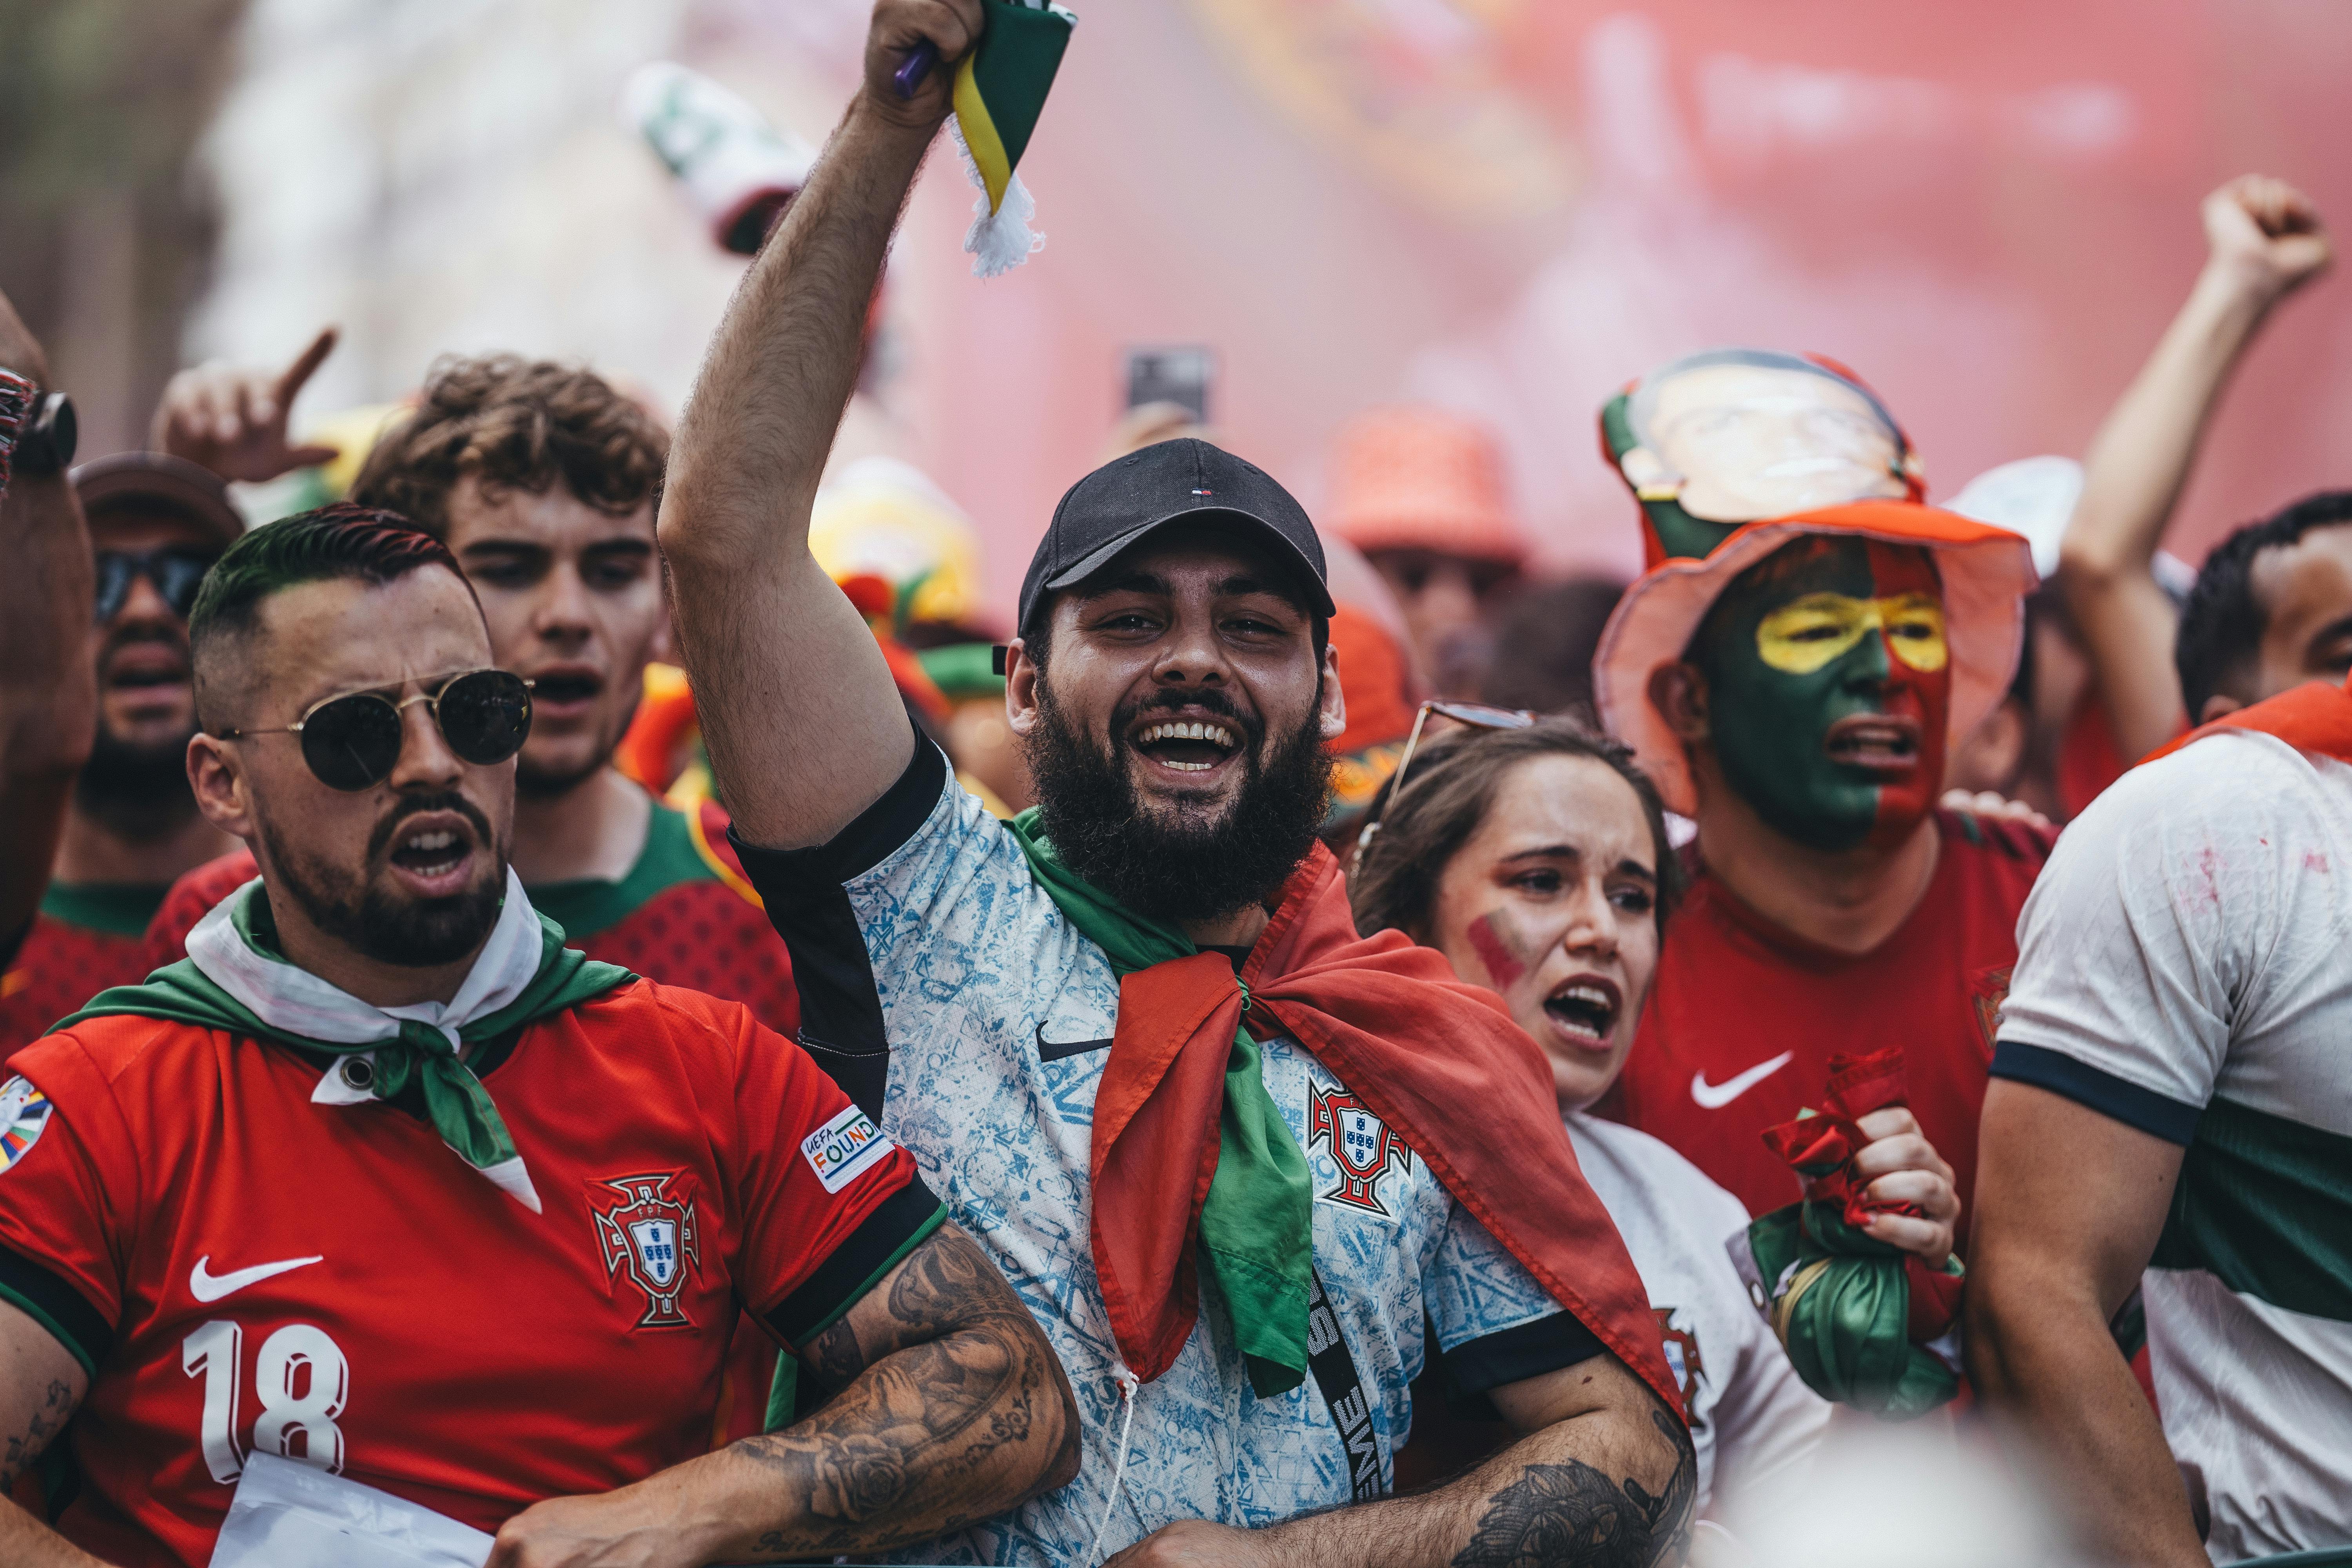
[151,325,341,484]
[860,0,984,131]
[2203,174,2332,303]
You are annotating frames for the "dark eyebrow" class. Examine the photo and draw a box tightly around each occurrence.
[457,538,548,560]
[1074,571,1172,601]
[1497,844,1657,884]
[2305,613,2352,656]
[581,537,655,557]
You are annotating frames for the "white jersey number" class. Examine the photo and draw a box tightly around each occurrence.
[181,1321,350,1482]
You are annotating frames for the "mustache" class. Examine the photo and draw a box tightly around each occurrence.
[366,791,496,862]
[98,622,190,664]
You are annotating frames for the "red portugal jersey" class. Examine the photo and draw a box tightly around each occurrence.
[140,797,806,1449]
[0,885,171,1064]
[1604,809,2052,1241]
[0,980,938,1568]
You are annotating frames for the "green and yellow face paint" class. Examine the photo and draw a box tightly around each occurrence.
[1689,536,1952,853]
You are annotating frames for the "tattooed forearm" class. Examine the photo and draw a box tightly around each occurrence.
[708,1225,1080,1560]
[0,1377,74,1487]
[1453,1411,1696,1568]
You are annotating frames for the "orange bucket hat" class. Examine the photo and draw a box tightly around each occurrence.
[1325,405,1530,568]
[1594,500,2036,816]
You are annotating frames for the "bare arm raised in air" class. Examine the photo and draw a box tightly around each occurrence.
[2060,175,2330,755]
[0,290,96,964]
[657,0,983,850]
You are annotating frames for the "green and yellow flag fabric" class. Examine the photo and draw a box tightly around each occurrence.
[948,0,1077,277]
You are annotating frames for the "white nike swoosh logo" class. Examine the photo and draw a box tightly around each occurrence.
[1690,1052,1797,1110]
[189,1254,324,1304]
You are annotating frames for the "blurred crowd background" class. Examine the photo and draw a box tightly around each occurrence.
[10,0,2352,617]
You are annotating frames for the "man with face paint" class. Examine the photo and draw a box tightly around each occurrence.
[1592,353,2042,1232]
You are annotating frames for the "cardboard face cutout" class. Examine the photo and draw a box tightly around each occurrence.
[1602,349,1923,566]
[1691,535,1951,853]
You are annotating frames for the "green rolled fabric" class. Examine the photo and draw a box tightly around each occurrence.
[1746,1203,1962,1419]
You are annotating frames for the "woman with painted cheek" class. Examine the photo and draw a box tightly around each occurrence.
[1351,720,1961,1531]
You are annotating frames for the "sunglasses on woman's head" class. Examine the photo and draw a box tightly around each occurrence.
[1349,700,1537,876]
[94,546,221,623]
[219,669,535,792]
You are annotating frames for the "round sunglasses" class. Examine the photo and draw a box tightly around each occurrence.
[94,546,221,623]
[219,669,535,792]
[1349,699,1536,876]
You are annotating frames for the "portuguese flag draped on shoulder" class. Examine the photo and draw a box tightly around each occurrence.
[947,0,1076,277]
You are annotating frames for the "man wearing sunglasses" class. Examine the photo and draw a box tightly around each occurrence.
[0,503,1078,1567]
[655,5,1691,1565]
[0,454,243,1059]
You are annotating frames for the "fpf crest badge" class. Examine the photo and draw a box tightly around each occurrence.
[1654,1306,1705,1407]
[592,1172,702,1329]
[1308,1083,1413,1220]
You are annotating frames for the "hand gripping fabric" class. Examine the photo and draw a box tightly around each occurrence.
[1009,817,1684,1418]
[1745,1048,1964,1418]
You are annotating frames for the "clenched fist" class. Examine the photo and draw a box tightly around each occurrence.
[2203,174,2331,305]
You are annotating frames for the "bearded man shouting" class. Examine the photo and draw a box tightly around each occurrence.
[0,506,1075,1568]
[655,3,1691,1564]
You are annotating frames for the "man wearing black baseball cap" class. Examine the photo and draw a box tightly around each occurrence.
[0,453,244,1057]
[657,2,1691,1563]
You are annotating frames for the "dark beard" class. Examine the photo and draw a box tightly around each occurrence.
[74,721,198,842]
[1024,677,1333,925]
[256,792,508,968]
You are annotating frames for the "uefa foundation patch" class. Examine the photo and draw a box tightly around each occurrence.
[800,1103,895,1194]
[0,1077,53,1172]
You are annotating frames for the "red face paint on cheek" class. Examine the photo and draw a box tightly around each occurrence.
[1466,911,1528,989]
[1864,541,1953,847]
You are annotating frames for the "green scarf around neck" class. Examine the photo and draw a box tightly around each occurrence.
[1008,808,1315,1396]
[53,895,630,1202]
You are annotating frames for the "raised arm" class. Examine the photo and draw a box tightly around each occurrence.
[488,1223,1079,1565]
[0,1300,109,1567]
[2060,175,2331,755]
[657,0,981,849]
[1111,1348,1694,1568]
[1966,1080,2201,1568]
[0,292,96,959]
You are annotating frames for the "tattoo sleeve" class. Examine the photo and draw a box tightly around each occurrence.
[711,1224,1080,1561]
[1250,1366,1697,1568]
[1453,1409,1696,1568]
[0,1377,75,1488]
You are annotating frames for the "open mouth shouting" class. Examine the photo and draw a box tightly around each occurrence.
[1541,975,1622,1055]
[1128,713,1245,778]
[525,663,604,722]
[383,810,484,899]
[101,639,193,719]
[1823,713,1921,776]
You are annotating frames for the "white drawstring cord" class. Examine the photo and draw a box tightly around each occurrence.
[1085,1368,1142,1566]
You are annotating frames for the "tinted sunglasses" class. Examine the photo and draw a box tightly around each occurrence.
[1349,700,1536,876]
[220,669,534,792]
[94,546,221,622]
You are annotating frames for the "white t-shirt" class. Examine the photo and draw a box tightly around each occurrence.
[1996,728,2352,1564]
[738,745,1599,1564]
[1566,1113,1827,1520]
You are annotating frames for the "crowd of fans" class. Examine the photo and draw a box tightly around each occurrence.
[0,2,2345,1564]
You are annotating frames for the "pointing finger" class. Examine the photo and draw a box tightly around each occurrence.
[274,326,339,405]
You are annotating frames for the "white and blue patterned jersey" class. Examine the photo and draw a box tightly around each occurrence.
[737,742,1599,1564]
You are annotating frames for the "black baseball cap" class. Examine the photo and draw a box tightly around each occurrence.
[1016,437,1335,639]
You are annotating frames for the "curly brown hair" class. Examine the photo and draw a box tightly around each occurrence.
[352,355,668,537]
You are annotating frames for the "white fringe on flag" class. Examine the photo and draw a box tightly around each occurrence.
[948,116,1045,279]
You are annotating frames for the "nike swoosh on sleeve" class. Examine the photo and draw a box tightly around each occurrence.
[1689,1051,1797,1109]
[189,1254,325,1303]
